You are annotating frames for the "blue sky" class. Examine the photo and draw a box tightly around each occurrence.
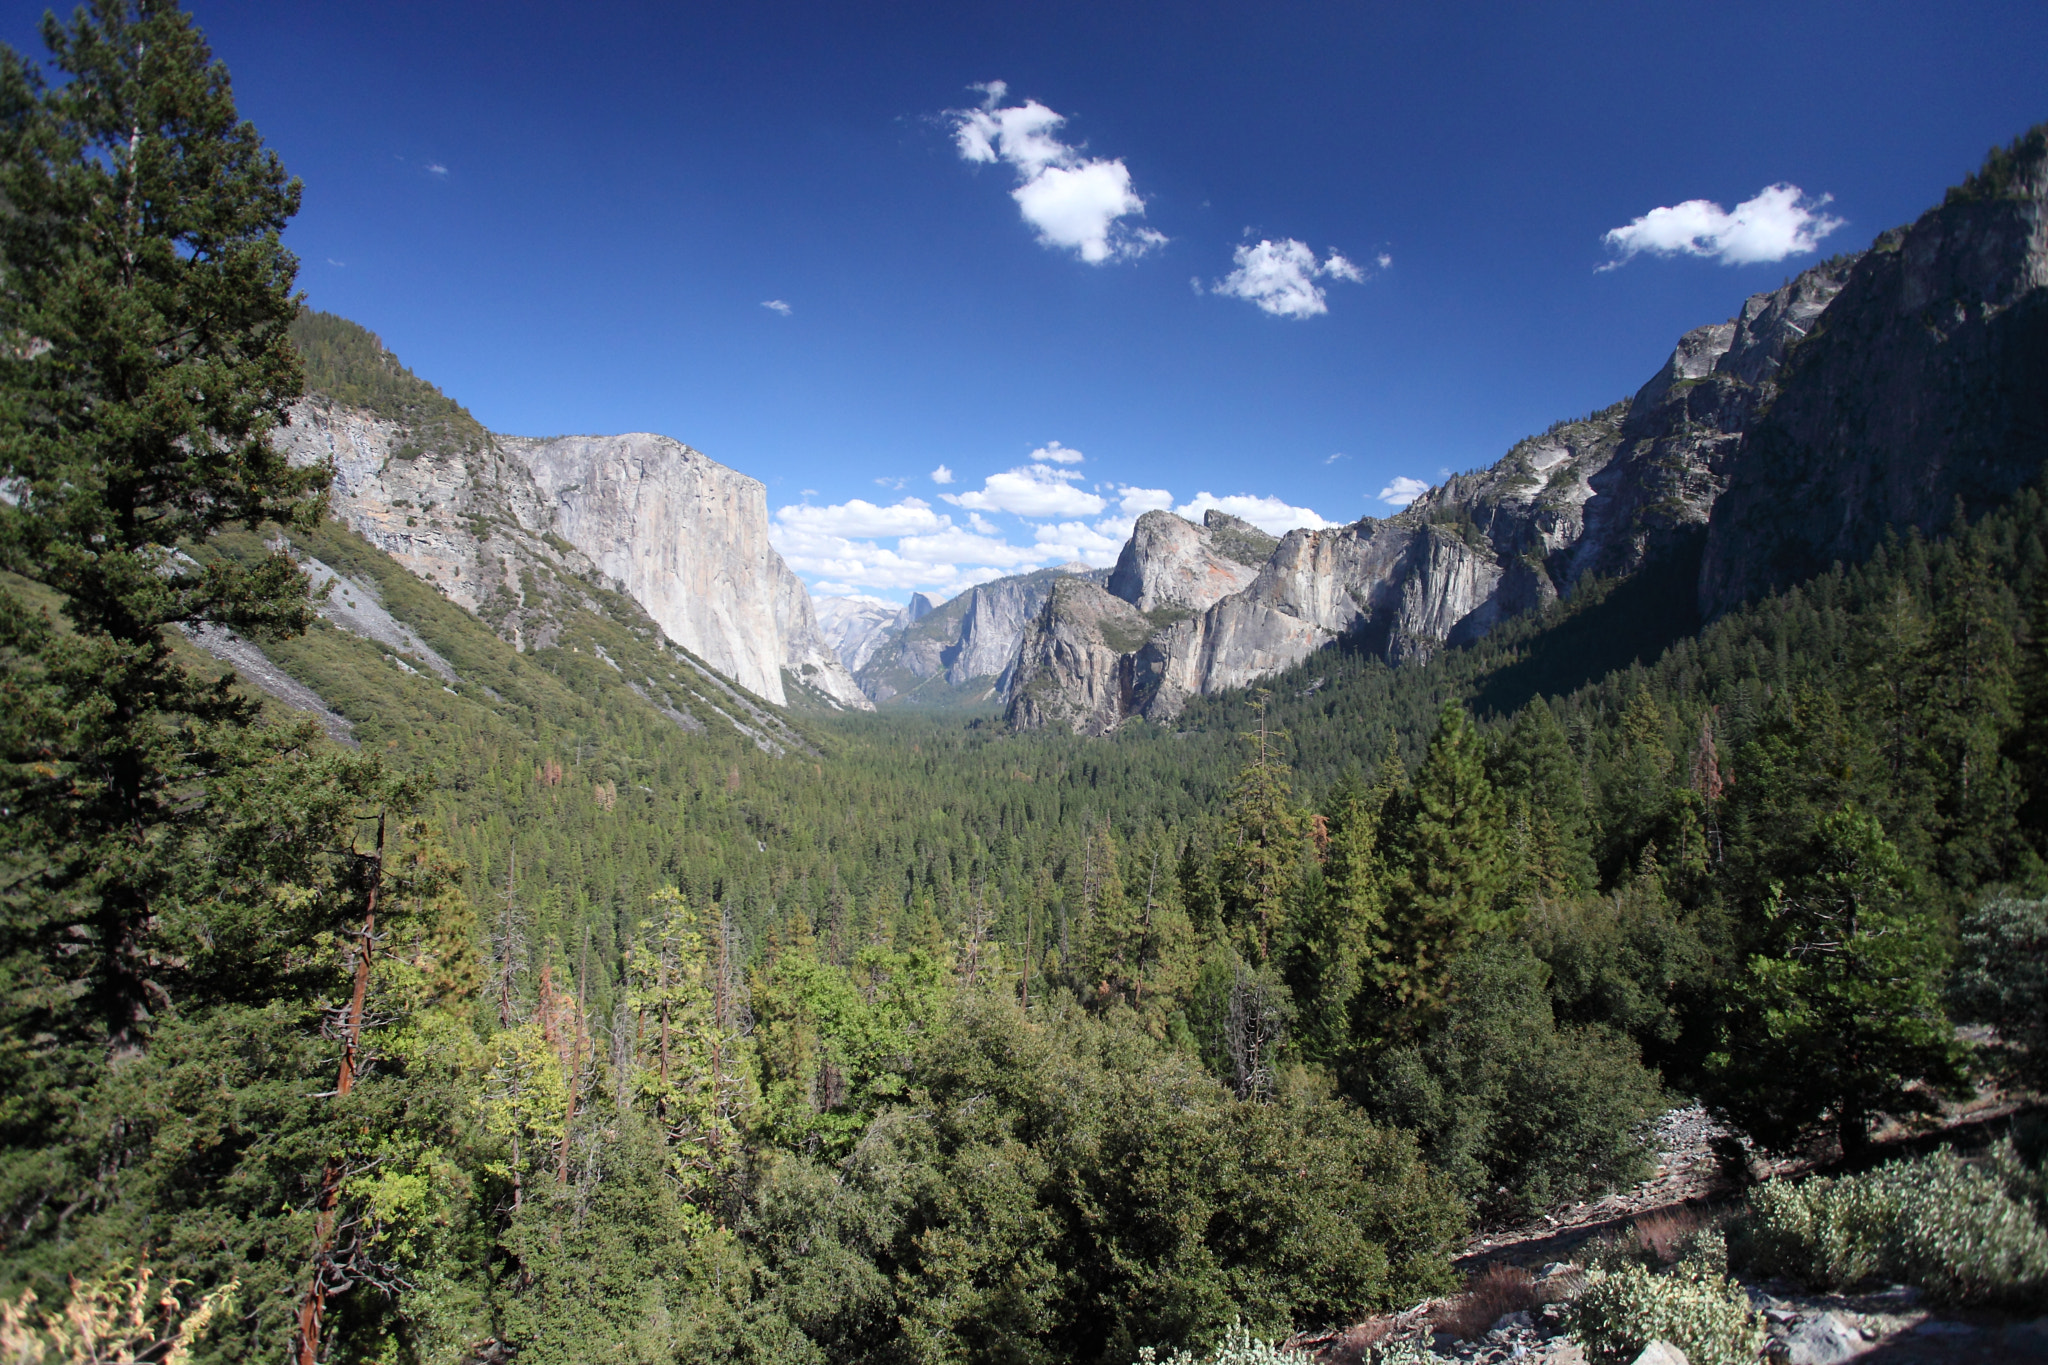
[9,1,2043,602]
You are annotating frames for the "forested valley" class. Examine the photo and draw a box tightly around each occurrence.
[2,6,2044,1365]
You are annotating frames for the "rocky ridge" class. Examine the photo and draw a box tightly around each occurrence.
[276,352,871,713]
[848,565,1109,706]
[1004,258,1851,732]
[1009,130,2048,734]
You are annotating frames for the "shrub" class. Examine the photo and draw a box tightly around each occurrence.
[1734,1148,2048,1306]
[1566,1262,1764,1365]
[1133,1322,1296,1365]
[1952,896,2048,1089]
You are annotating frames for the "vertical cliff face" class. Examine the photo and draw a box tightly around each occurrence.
[1004,255,1860,733]
[497,433,868,709]
[1105,510,1267,614]
[281,350,873,712]
[1700,132,2048,617]
[1005,578,1152,736]
[848,567,1106,705]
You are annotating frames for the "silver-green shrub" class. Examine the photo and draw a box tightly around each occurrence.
[1566,1261,1765,1365]
[1736,1148,2048,1306]
[1133,1322,1296,1365]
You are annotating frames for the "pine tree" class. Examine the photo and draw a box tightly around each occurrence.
[0,0,326,1052]
[1372,703,1510,1023]
[1707,808,1964,1155]
[1214,695,1309,963]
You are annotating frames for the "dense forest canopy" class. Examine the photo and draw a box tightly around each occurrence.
[1,6,2044,1364]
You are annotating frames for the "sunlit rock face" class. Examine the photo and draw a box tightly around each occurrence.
[280,406,871,709]
[1006,257,1861,734]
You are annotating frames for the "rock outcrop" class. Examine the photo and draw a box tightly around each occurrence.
[1106,509,1270,615]
[851,567,1107,705]
[1006,578,1152,735]
[1006,253,1858,732]
[1700,128,2048,616]
[498,432,867,709]
[279,383,872,711]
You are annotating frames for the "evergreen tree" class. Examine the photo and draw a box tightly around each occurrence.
[1371,704,1510,1022]
[1213,697,1309,964]
[1707,808,1964,1154]
[0,0,324,1051]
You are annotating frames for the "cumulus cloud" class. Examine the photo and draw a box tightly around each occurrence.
[1209,239,1372,318]
[1377,476,1430,507]
[1601,183,1844,269]
[943,462,1107,519]
[1030,441,1085,464]
[1033,519,1131,567]
[425,163,448,177]
[949,81,1164,265]
[1174,492,1334,535]
[1115,485,1175,518]
[875,476,909,490]
[775,497,944,540]
[762,299,792,315]
[931,464,955,484]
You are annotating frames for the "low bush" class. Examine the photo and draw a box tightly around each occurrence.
[1733,1144,2048,1306]
[1566,1260,1763,1365]
[1132,1322,1296,1365]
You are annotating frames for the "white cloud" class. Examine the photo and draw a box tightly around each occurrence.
[943,462,1107,519]
[931,464,955,484]
[1032,519,1130,567]
[775,497,945,539]
[1376,253,1392,269]
[966,511,1001,535]
[1324,452,1346,465]
[1030,441,1084,464]
[949,83,1164,265]
[425,163,448,176]
[875,476,909,490]
[1174,492,1334,535]
[1115,485,1175,518]
[1209,238,1373,318]
[762,299,792,315]
[1377,476,1430,507]
[1601,183,1844,269]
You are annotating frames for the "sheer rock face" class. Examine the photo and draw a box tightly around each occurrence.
[814,596,907,673]
[500,432,867,709]
[1005,258,1854,733]
[1006,578,1152,736]
[280,404,871,710]
[1700,148,2048,617]
[850,568,1106,704]
[1106,510,1266,614]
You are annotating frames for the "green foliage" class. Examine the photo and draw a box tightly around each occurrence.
[1943,120,2048,205]
[1373,705,1511,1019]
[1133,1321,1295,1365]
[743,997,1465,1365]
[1734,1147,2048,1307]
[1567,1260,1764,1365]
[1707,807,1964,1153]
[287,310,487,455]
[1953,895,2048,1089]
[1357,939,1664,1219]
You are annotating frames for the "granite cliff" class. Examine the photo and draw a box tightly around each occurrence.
[1700,125,2048,616]
[277,316,870,712]
[1005,257,1853,732]
[843,565,1108,706]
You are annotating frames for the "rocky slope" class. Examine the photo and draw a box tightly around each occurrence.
[1700,126,2048,616]
[815,593,935,673]
[1006,257,1855,732]
[276,316,870,712]
[850,565,1108,706]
